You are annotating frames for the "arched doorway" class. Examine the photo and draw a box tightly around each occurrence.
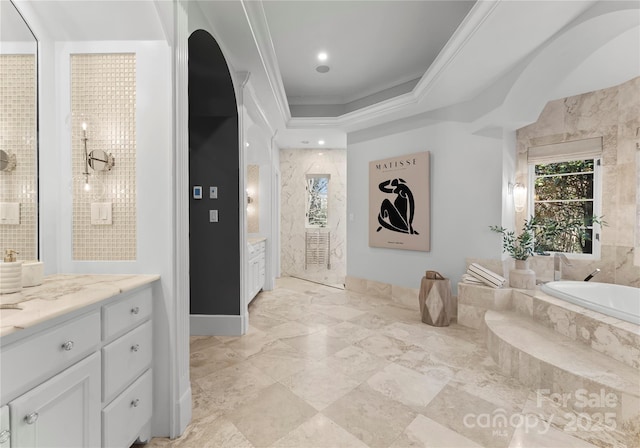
[188,29,240,333]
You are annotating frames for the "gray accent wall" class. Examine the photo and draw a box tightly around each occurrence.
[188,30,240,317]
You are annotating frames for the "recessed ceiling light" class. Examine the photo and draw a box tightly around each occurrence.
[317,52,328,62]
[316,65,330,74]
[245,142,250,147]
[318,140,325,145]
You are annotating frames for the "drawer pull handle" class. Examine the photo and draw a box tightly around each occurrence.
[131,306,140,315]
[61,341,74,351]
[131,398,140,408]
[24,412,39,425]
[131,344,140,352]
[0,430,10,443]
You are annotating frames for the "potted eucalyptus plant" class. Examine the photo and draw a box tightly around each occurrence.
[490,215,604,288]
[490,218,537,288]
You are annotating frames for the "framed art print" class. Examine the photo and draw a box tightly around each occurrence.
[369,151,430,251]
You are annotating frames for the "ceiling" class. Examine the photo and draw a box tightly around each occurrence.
[262,1,475,112]
[7,0,639,150]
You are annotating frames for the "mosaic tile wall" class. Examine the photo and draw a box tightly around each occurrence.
[247,164,259,233]
[0,54,38,261]
[71,53,136,260]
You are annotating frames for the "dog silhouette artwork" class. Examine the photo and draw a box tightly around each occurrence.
[376,178,419,235]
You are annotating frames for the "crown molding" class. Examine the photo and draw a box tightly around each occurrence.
[243,0,501,133]
[412,0,501,99]
[238,72,277,138]
[291,0,500,132]
[241,0,291,123]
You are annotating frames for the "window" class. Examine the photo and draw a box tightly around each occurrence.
[305,174,329,228]
[528,158,601,257]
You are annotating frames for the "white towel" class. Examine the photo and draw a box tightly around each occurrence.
[468,263,506,288]
[462,273,484,285]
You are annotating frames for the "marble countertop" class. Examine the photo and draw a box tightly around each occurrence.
[248,237,267,245]
[0,274,160,338]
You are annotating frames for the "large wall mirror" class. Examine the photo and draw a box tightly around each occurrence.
[0,0,38,260]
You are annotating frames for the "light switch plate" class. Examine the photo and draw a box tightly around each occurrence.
[209,210,218,223]
[91,202,112,225]
[209,186,218,199]
[0,202,20,225]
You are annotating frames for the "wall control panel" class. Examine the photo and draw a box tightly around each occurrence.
[209,210,218,223]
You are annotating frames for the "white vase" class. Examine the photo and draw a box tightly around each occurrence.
[509,259,536,289]
[22,260,43,287]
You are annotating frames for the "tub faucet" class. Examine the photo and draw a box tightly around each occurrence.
[553,253,572,281]
[584,269,601,281]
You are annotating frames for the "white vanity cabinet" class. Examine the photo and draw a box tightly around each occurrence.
[0,405,10,448]
[248,239,266,302]
[101,287,153,447]
[0,281,155,448]
[9,352,101,447]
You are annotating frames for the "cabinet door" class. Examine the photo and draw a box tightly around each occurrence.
[251,259,260,298]
[0,405,9,448]
[9,352,101,448]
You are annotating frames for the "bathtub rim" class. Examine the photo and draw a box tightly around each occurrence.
[540,280,639,326]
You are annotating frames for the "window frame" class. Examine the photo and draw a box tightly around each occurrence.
[527,157,602,260]
[305,174,330,229]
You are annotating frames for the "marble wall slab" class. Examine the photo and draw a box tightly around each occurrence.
[280,148,346,285]
[516,76,640,287]
[345,275,456,316]
[457,283,512,330]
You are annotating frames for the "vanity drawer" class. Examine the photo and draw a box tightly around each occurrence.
[102,320,152,404]
[0,311,100,403]
[102,368,152,448]
[102,287,152,342]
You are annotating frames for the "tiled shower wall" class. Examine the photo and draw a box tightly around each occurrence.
[0,55,37,261]
[280,148,346,286]
[516,76,640,287]
[71,53,136,260]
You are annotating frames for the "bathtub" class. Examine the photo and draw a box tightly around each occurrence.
[541,281,640,325]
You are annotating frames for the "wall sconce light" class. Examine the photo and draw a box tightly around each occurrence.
[246,188,254,205]
[81,122,115,192]
[246,189,254,215]
[510,182,527,213]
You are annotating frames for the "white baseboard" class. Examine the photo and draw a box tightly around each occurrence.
[175,385,192,437]
[190,313,248,336]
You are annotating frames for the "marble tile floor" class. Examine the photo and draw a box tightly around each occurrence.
[145,277,633,448]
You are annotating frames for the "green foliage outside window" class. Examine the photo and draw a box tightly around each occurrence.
[491,158,604,259]
[533,159,601,254]
[306,176,329,228]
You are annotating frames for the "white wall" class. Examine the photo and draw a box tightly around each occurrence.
[244,106,278,291]
[38,39,176,436]
[347,121,503,292]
